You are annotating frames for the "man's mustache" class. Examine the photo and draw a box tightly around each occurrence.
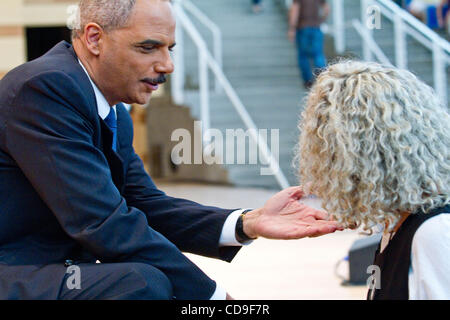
[142,74,167,84]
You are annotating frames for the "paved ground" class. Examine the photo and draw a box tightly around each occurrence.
[155,180,368,300]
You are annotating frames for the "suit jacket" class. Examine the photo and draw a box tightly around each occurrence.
[0,41,241,299]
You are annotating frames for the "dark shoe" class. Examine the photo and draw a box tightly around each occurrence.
[304,80,314,89]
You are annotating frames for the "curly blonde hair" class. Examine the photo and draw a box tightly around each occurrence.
[296,61,450,231]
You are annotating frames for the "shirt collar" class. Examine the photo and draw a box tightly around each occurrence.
[78,59,116,120]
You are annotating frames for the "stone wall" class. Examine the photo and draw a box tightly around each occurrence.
[0,0,77,78]
[145,92,229,185]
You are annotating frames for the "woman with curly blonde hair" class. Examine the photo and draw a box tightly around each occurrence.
[297,61,450,299]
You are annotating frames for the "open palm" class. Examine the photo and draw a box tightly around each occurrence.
[245,186,341,240]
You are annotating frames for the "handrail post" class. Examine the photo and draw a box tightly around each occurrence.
[362,0,373,61]
[199,50,211,143]
[394,13,407,69]
[206,56,290,189]
[433,41,447,104]
[333,0,345,54]
[172,0,184,105]
[182,0,222,93]
[352,19,392,66]
[213,28,222,93]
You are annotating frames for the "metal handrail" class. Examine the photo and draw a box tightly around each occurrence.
[352,19,393,66]
[171,0,223,105]
[333,0,345,53]
[181,0,223,93]
[172,0,290,189]
[376,0,450,53]
[360,0,449,103]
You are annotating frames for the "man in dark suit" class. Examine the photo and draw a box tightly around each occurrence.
[0,0,340,300]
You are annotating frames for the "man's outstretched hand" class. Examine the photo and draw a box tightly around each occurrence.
[242,186,343,240]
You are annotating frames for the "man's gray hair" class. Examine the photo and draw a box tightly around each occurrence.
[70,0,137,38]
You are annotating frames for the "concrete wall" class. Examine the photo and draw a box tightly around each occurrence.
[0,0,77,78]
[146,95,230,185]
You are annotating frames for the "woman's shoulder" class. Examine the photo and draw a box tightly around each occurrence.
[412,212,450,254]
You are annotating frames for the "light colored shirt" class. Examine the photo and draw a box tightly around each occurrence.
[408,213,450,299]
[380,213,450,299]
[78,59,248,300]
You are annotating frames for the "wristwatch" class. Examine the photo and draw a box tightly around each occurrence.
[235,209,258,243]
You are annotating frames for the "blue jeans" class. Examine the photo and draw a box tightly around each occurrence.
[296,27,326,83]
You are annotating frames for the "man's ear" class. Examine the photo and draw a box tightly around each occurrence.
[83,23,103,56]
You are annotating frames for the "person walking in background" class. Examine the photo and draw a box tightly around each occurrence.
[437,0,450,31]
[288,0,329,89]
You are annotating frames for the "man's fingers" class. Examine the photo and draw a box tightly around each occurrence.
[285,222,339,239]
[310,219,344,231]
[306,224,339,238]
[288,186,305,200]
[315,216,345,230]
[309,210,344,230]
[310,209,329,220]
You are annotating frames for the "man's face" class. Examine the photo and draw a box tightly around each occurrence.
[96,0,176,105]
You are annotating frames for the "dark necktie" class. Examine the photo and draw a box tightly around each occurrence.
[104,107,117,152]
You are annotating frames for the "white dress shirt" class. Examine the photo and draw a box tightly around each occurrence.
[78,60,250,300]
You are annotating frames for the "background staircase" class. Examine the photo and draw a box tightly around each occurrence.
[182,0,305,189]
[177,0,449,189]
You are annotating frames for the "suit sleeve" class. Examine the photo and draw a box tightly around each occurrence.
[122,148,242,262]
[5,71,216,299]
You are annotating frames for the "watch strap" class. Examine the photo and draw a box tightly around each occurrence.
[235,209,257,243]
